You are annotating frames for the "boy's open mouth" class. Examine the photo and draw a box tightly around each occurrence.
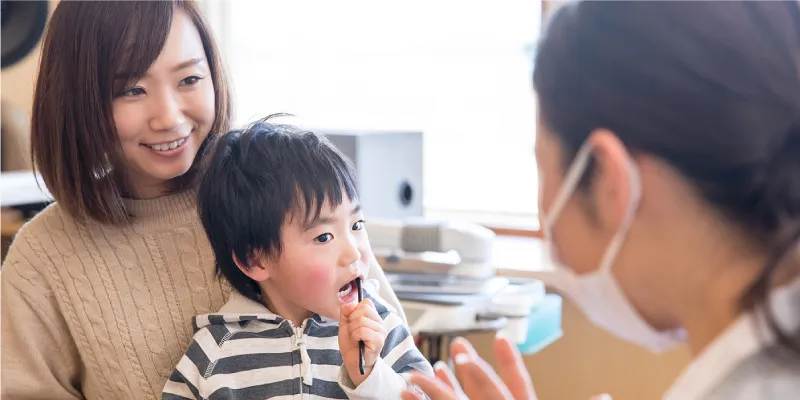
[337,278,360,303]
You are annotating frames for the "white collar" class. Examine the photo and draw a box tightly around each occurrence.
[218,291,277,315]
[662,277,800,400]
[216,292,337,325]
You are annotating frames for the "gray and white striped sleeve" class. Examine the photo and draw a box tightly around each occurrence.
[162,327,223,400]
[338,294,434,399]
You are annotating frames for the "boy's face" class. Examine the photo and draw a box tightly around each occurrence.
[257,196,372,323]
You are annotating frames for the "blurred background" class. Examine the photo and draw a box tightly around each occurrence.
[2,0,541,228]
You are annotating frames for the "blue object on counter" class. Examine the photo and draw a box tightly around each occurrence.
[517,294,563,355]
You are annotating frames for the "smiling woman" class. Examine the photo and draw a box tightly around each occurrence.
[30,0,229,224]
[112,21,216,200]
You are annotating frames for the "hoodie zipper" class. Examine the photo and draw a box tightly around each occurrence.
[293,319,313,395]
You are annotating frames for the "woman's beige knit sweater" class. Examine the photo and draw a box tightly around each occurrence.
[1,191,404,399]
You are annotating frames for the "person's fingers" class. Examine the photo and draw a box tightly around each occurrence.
[449,335,483,393]
[400,390,423,400]
[494,336,537,400]
[448,338,515,399]
[349,299,382,323]
[448,338,475,394]
[449,337,479,359]
[350,327,385,351]
[407,373,460,400]
[589,394,613,400]
[456,357,516,399]
[339,302,357,322]
[347,316,385,337]
[432,361,461,392]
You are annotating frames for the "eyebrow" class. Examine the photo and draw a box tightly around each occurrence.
[302,204,363,232]
[171,57,205,73]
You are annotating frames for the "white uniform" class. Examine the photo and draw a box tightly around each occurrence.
[663,278,800,400]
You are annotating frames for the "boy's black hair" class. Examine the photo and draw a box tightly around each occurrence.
[197,114,359,303]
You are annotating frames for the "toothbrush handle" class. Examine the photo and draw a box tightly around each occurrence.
[356,277,365,375]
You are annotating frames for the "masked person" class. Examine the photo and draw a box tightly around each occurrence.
[402,1,800,399]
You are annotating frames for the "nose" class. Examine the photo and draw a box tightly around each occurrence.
[340,232,362,267]
[149,90,186,132]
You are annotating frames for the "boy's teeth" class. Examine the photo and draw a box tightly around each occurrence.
[338,283,353,298]
[148,138,185,151]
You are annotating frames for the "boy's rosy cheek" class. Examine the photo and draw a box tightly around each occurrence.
[302,265,336,289]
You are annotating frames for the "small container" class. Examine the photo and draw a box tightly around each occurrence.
[493,296,537,343]
[487,280,546,344]
[517,294,563,355]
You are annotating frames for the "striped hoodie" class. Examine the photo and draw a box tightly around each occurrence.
[162,280,433,399]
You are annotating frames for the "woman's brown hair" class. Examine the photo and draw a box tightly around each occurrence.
[535,1,800,360]
[31,0,232,225]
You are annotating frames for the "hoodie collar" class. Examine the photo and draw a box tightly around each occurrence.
[218,292,276,315]
[192,291,338,331]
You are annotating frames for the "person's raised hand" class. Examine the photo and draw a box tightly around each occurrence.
[401,336,538,400]
[491,335,536,400]
[400,360,467,400]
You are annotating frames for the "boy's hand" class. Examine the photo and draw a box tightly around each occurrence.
[339,298,387,387]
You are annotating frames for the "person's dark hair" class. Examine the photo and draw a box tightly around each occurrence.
[534,1,800,359]
[197,114,359,303]
[31,0,232,225]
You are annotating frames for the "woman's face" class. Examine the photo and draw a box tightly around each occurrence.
[113,9,215,198]
[535,121,704,330]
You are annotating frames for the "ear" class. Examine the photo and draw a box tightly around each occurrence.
[586,128,636,232]
[232,250,272,282]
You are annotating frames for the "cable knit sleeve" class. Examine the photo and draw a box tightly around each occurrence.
[1,234,83,400]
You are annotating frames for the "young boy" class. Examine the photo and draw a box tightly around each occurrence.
[162,116,433,400]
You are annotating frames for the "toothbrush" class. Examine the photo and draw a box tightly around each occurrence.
[356,277,365,375]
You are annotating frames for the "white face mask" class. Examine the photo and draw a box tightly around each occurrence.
[541,140,686,353]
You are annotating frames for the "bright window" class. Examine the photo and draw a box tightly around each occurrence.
[206,1,542,229]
